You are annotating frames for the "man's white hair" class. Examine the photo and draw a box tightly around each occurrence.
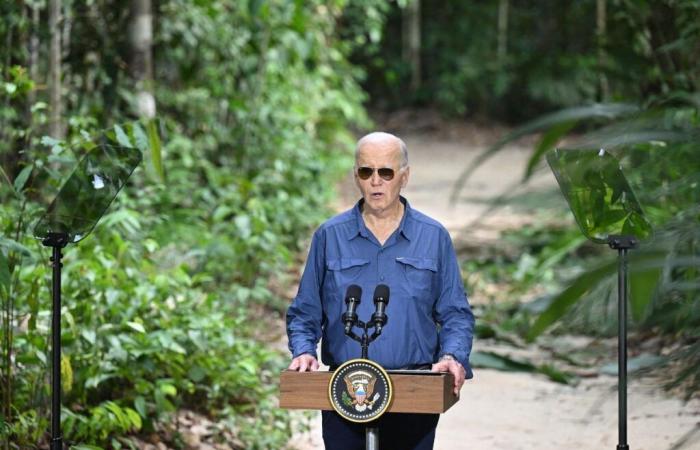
[355,132,409,168]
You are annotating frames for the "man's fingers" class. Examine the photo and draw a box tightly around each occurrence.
[431,361,449,372]
[447,362,465,395]
[288,355,319,372]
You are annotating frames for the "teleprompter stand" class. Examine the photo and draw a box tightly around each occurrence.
[608,235,637,450]
[43,232,69,450]
[547,147,652,449]
[33,137,142,448]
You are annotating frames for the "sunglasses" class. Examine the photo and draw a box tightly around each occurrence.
[356,166,398,181]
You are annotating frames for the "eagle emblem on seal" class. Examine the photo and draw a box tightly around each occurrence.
[343,370,381,412]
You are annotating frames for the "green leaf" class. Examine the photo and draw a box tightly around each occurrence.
[13,164,33,193]
[527,258,618,341]
[132,122,149,152]
[126,321,146,333]
[146,119,164,181]
[538,364,576,384]
[4,82,17,94]
[629,262,662,322]
[188,365,207,382]
[114,124,133,148]
[125,407,142,429]
[471,351,537,372]
[0,249,10,298]
[524,121,576,180]
[471,352,575,384]
[134,396,147,417]
[527,249,668,340]
[0,236,33,257]
[159,383,177,396]
[85,373,114,389]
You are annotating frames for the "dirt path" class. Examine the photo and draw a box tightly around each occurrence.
[287,126,700,450]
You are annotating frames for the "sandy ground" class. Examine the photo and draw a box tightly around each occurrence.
[286,126,700,450]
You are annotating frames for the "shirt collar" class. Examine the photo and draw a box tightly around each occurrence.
[350,196,413,241]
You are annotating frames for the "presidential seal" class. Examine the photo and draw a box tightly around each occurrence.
[328,358,393,423]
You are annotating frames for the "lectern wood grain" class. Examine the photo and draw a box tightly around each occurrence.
[279,370,458,414]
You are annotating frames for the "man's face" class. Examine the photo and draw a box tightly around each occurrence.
[354,139,409,214]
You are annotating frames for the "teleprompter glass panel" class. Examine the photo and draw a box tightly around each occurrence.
[34,142,142,243]
[546,148,652,244]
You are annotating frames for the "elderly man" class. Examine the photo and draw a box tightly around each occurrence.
[286,132,475,450]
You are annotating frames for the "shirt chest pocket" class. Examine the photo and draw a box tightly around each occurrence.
[326,258,370,292]
[396,257,437,301]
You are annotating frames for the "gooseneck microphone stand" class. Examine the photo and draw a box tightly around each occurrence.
[608,235,637,450]
[343,285,390,450]
[42,232,69,450]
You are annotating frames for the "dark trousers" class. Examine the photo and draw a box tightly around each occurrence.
[321,410,439,450]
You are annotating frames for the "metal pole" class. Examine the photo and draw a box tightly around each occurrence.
[366,427,379,450]
[617,246,629,450]
[50,245,63,450]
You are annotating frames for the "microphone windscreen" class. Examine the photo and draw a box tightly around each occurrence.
[346,284,362,300]
[373,284,390,303]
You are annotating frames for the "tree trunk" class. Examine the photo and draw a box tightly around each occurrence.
[27,3,40,114]
[402,0,421,93]
[497,0,509,64]
[48,0,63,138]
[129,0,155,118]
[596,0,609,101]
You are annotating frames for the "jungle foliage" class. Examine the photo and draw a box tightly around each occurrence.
[413,1,700,396]
[356,0,700,121]
[1,1,375,448]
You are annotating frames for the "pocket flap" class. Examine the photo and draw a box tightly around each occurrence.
[327,258,370,271]
[396,257,437,272]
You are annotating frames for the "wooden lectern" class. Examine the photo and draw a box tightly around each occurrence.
[280,370,458,414]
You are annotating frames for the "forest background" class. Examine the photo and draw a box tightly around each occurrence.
[1,0,698,449]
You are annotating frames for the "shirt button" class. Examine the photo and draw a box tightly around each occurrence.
[380,276,385,281]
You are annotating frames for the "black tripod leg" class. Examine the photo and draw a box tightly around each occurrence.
[51,245,63,450]
[617,247,629,450]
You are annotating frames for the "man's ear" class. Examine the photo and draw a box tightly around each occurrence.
[401,167,410,188]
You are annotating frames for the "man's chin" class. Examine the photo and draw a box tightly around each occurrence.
[364,200,386,212]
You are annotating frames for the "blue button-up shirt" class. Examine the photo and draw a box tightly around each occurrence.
[286,197,475,377]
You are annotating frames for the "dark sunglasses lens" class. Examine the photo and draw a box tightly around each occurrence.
[357,167,373,179]
[378,168,395,180]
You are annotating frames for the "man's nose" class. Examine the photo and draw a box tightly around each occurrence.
[370,172,383,185]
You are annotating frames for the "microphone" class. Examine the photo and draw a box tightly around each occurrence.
[371,284,390,333]
[342,284,362,335]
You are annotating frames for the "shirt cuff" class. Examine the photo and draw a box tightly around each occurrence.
[439,352,473,379]
[292,346,317,360]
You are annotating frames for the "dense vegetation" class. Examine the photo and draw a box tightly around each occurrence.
[2,0,698,448]
[1,1,373,448]
[355,0,699,121]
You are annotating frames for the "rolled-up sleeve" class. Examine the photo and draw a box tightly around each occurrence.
[433,230,475,378]
[286,229,326,359]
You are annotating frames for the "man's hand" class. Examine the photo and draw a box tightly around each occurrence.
[431,355,466,396]
[288,354,319,372]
